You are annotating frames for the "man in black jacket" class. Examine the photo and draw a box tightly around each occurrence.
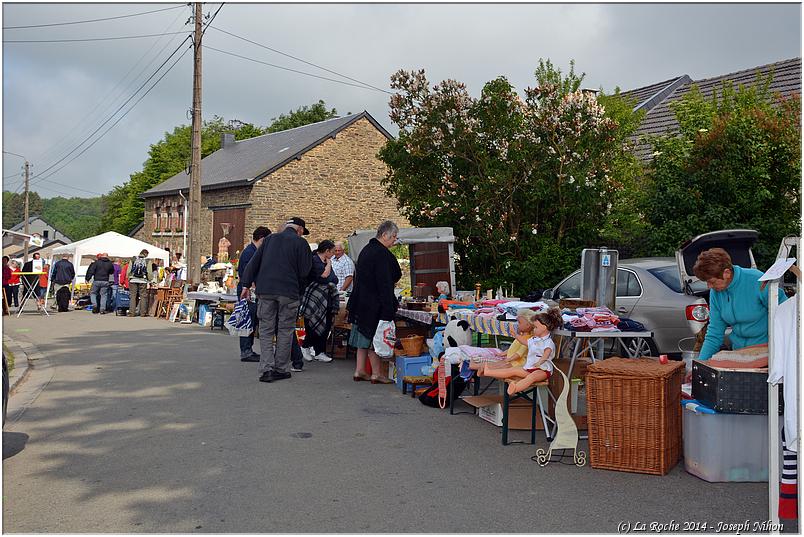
[86,253,115,315]
[240,217,312,383]
[51,254,75,312]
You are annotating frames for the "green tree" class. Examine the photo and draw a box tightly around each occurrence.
[642,75,801,268]
[379,60,644,293]
[265,100,338,133]
[41,196,104,240]
[2,190,44,229]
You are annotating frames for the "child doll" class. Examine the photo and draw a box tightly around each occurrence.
[468,308,538,372]
[475,307,563,395]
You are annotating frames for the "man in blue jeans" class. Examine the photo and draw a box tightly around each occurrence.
[237,226,271,362]
[240,217,312,383]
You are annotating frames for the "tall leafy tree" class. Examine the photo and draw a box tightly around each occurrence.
[380,60,644,292]
[2,190,44,229]
[641,75,801,268]
[265,100,338,133]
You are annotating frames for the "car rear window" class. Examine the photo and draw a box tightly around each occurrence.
[647,265,707,294]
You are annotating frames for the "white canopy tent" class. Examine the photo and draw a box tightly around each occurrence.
[51,231,170,280]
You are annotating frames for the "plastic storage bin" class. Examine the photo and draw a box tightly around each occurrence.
[394,354,433,391]
[682,403,772,482]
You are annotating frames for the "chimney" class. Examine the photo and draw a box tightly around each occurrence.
[221,133,235,148]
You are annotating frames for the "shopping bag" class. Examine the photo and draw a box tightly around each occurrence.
[372,319,396,358]
[226,298,253,337]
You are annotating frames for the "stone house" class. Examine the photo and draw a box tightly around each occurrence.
[620,57,800,162]
[140,111,408,260]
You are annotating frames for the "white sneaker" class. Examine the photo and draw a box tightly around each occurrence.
[314,352,333,363]
[301,347,314,362]
[290,366,304,372]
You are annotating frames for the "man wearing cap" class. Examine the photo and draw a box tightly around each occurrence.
[240,217,313,383]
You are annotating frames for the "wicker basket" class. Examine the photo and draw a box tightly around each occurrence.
[586,357,685,475]
[400,335,424,356]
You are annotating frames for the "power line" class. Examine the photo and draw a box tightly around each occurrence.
[30,35,192,183]
[204,45,390,93]
[3,5,185,29]
[36,177,103,196]
[4,30,189,44]
[201,4,224,39]
[34,7,190,165]
[210,25,391,95]
[31,42,192,187]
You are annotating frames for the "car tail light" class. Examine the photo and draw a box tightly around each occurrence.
[686,304,709,322]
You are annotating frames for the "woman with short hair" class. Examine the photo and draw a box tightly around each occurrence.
[347,221,401,384]
[693,247,787,361]
[300,240,340,363]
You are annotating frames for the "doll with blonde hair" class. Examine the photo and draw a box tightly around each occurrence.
[475,307,563,395]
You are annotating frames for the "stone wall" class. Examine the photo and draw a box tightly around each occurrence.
[247,117,408,243]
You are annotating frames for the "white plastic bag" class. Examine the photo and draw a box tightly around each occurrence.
[372,320,396,358]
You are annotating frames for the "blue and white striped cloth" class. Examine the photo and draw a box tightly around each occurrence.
[226,299,254,337]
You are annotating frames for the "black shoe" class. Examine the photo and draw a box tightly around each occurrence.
[259,371,291,383]
[240,355,260,362]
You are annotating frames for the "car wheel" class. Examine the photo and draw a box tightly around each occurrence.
[620,336,659,358]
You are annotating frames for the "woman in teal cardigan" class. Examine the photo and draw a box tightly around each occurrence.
[694,248,787,360]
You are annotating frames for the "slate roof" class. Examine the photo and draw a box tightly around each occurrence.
[142,111,392,198]
[620,58,801,162]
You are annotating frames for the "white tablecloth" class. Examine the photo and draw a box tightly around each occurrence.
[186,292,238,303]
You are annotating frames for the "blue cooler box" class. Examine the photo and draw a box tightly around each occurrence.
[395,354,433,391]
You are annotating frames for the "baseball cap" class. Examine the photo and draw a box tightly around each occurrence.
[286,217,310,235]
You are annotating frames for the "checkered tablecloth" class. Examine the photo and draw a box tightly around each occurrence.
[444,309,518,338]
[396,308,435,325]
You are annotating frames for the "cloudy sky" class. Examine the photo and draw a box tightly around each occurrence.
[2,2,800,198]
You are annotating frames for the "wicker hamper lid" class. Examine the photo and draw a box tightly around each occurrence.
[587,357,684,378]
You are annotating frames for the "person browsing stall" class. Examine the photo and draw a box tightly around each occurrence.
[694,247,787,361]
[236,226,271,362]
[300,239,339,363]
[128,249,153,317]
[331,241,355,293]
[240,217,312,384]
[347,220,402,384]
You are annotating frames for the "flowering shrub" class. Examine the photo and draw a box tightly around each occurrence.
[380,60,644,292]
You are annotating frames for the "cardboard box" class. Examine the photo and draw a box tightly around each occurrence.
[462,394,544,430]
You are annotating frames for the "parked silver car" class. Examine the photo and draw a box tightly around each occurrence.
[543,257,710,357]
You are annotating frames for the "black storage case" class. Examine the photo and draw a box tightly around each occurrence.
[691,360,782,415]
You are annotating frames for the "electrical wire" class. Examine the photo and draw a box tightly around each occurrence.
[30,34,192,184]
[200,4,224,40]
[209,25,391,94]
[4,5,185,29]
[30,42,192,187]
[34,6,190,165]
[4,30,188,44]
[36,177,103,196]
[204,46,389,93]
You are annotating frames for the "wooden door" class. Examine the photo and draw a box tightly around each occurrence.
[211,208,246,260]
[409,242,451,296]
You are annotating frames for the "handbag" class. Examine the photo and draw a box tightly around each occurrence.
[226,298,254,337]
[372,319,396,358]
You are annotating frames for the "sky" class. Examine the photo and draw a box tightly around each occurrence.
[1,2,801,199]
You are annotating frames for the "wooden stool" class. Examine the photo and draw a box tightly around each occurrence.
[502,379,554,446]
[402,375,432,397]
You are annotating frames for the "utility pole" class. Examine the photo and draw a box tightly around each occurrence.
[187,2,203,284]
[4,151,30,262]
[22,160,30,263]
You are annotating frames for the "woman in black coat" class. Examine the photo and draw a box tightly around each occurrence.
[347,221,402,384]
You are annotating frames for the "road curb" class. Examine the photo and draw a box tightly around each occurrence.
[3,334,33,393]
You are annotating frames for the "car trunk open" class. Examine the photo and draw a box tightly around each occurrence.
[675,229,758,296]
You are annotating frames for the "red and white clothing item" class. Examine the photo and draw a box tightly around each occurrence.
[525,334,555,373]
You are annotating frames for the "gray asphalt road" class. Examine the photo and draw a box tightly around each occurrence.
[3,310,773,533]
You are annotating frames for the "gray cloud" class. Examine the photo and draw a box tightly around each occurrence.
[2,3,800,197]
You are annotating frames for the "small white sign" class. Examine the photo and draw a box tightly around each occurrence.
[28,236,43,247]
[601,254,611,267]
[758,258,796,281]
